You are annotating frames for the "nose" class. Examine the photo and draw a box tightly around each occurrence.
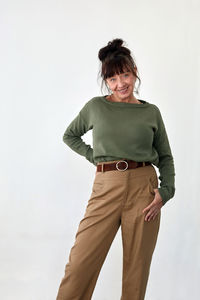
[117,77,126,88]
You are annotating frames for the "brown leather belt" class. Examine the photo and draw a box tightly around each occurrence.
[96,159,151,172]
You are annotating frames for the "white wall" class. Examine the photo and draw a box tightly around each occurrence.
[1,0,200,299]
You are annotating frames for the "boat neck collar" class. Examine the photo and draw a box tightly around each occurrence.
[100,95,149,107]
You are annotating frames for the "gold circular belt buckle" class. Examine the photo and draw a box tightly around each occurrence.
[116,160,128,171]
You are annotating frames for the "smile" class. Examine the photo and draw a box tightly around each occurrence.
[118,87,128,93]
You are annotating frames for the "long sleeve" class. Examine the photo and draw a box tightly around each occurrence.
[62,103,94,164]
[153,105,176,206]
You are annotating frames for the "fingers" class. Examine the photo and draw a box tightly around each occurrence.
[144,209,159,221]
[142,193,163,221]
[142,202,152,214]
[143,204,160,222]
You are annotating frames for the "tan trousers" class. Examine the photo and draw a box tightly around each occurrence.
[56,160,161,300]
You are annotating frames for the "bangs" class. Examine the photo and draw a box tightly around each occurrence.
[103,57,132,79]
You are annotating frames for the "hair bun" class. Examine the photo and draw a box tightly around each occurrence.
[98,38,130,62]
[107,38,123,50]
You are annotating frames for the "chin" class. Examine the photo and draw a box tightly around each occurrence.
[118,92,132,98]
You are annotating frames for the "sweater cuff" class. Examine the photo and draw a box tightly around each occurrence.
[158,186,175,206]
[85,147,94,164]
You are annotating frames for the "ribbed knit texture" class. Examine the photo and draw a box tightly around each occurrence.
[63,96,175,206]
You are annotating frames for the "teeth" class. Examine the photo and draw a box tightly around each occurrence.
[119,87,128,92]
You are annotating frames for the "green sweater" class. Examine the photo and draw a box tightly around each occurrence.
[63,96,175,206]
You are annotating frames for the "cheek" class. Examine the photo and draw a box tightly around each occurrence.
[127,78,134,85]
[111,85,118,91]
[107,82,114,89]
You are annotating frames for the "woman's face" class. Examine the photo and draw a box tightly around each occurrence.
[105,68,137,100]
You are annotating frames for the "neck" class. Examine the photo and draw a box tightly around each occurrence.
[110,94,141,104]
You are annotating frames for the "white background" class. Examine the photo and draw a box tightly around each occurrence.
[1,0,200,299]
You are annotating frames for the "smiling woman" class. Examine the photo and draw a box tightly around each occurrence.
[56,38,176,300]
[98,38,141,104]
[105,71,142,103]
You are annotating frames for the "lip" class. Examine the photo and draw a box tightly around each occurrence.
[118,87,128,93]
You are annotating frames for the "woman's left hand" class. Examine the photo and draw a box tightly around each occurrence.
[142,188,163,221]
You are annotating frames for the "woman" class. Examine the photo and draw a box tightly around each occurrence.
[56,38,175,300]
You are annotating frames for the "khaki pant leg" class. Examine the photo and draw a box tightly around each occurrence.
[56,169,123,300]
[120,165,161,300]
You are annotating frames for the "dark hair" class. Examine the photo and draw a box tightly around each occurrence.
[97,38,141,95]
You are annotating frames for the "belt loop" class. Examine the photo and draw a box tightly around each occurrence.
[101,163,104,172]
